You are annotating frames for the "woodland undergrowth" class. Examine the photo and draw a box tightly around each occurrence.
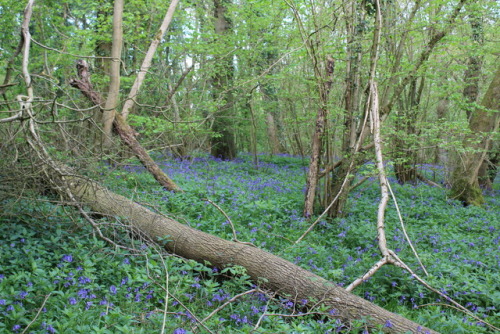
[0,154,498,333]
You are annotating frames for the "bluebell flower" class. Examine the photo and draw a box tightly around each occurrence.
[384,320,393,328]
[12,324,21,332]
[78,276,91,285]
[68,297,77,305]
[173,328,186,334]
[62,254,73,263]
[77,289,88,299]
[0,299,6,305]
[110,285,117,294]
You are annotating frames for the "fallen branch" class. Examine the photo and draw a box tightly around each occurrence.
[69,59,181,192]
[416,172,443,188]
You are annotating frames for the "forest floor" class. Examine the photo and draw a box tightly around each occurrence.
[1,153,499,333]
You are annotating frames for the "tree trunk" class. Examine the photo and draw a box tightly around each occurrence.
[265,113,281,155]
[210,0,237,160]
[393,77,424,184]
[35,161,438,334]
[450,65,500,205]
[69,60,181,192]
[303,56,335,217]
[102,0,124,148]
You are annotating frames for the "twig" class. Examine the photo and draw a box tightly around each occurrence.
[251,291,275,332]
[192,288,259,332]
[386,181,428,276]
[203,198,255,247]
[21,293,52,334]
[346,257,389,292]
[416,172,443,188]
[349,175,373,192]
[389,250,499,332]
[160,290,215,334]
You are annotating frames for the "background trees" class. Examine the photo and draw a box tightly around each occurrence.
[0,0,498,222]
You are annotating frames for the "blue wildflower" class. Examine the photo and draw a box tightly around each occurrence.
[62,254,73,263]
[77,289,88,299]
[78,276,91,285]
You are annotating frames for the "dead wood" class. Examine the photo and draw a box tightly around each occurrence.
[69,60,181,192]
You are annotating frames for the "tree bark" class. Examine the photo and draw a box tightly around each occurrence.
[36,161,438,334]
[450,65,500,205]
[393,76,425,184]
[303,56,335,217]
[102,0,124,148]
[69,60,181,192]
[210,0,237,160]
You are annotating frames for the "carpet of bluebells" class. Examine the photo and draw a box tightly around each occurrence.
[0,153,498,333]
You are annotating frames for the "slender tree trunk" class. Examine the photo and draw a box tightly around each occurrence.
[121,0,180,120]
[102,0,124,148]
[303,56,334,217]
[323,2,364,217]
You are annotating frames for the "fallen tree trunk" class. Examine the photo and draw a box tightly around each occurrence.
[45,167,438,334]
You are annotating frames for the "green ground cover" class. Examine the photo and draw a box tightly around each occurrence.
[1,154,498,333]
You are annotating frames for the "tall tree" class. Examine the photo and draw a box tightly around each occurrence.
[102,0,124,148]
[210,0,237,160]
